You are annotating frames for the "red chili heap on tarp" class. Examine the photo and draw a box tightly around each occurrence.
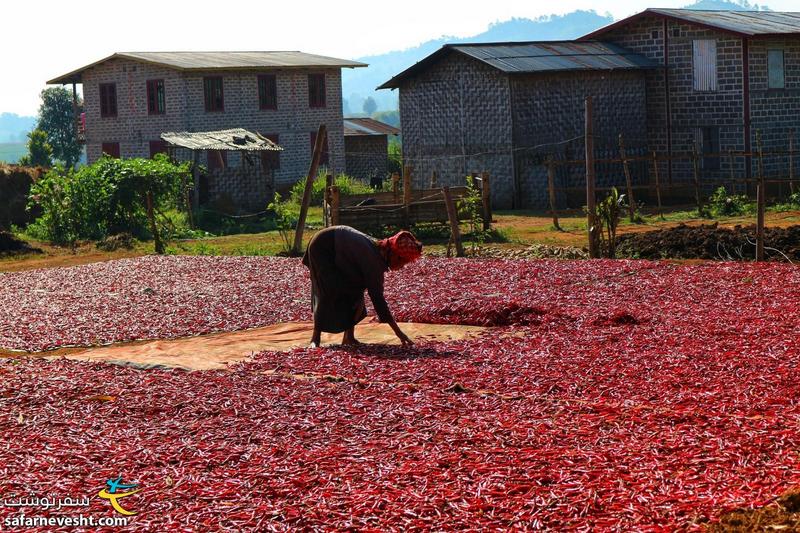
[377,231,422,271]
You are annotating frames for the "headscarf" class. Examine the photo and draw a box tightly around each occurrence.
[377,231,422,270]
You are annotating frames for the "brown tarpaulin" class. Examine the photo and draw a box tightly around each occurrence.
[50,322,485,371]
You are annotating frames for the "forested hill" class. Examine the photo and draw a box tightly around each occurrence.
[0,113,36,143]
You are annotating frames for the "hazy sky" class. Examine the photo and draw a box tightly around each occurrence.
[1,0,794,116]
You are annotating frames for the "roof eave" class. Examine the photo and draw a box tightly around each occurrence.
[48,53,367,85]
[377,47,454,90]
[578,8,755,40]
[748,32,800,39]
[507,65,659,75]
[47,53,120,85]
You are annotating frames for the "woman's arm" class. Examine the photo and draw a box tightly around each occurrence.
[367,287,413,347]
[386,317,414,347]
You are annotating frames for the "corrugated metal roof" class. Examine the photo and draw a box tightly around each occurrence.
[161,129,282,152]
[378,41,657,90]
[651,9,800,36]
[581,9,800,40]
[343,117,401,136]
[48,51,367,84]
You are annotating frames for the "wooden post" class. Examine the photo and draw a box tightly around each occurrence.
[756,129,765,262]
[546,158,561,230]
[330,186,340,226]
[183,171,195,229]
[585,96,600,258]
[618,134,637,222]
[651,152,663,219]
[691,142,703,213]
[790,129,796,195]
[292,124,327,255]
[324,174,334,227]
[71,82,79,147]
[430,171,438,188]
[442,187,465,257]
[403,166,412,205]
[391,172,400,202]
[480,171,492,231]
[146,191,164,255]
[728,150,736,194]
[402,165,413,229]
[192,151,200,212]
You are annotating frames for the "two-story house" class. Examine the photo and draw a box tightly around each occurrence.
[381,9,800,209]
[581,9,800,196]
[48,51,366,211]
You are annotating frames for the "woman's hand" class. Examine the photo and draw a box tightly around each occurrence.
[387,318,414,347]
[396,330,414,347]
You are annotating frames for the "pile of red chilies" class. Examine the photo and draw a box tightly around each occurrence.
[1,256,799,530]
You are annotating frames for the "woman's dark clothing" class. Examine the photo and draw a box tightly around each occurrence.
[302,226,392,333]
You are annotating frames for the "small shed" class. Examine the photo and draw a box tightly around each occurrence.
[161,128,282,212]
[343,118,400,186]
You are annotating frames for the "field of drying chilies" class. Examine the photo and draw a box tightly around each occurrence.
[1,254,800,530]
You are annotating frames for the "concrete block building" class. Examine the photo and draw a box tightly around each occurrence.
[379,42,657,209]
[48,51,365,211]
[343,117,400,186]
[381,9,800,209]
[582,9,800,197]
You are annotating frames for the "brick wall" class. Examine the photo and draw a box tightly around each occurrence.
[398,53,515,208]
[345,135,388,183]
[511,70,649,209]
[749,38,800,183]
[82,58,347,211]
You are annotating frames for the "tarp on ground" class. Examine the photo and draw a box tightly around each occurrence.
[52,322,486,371]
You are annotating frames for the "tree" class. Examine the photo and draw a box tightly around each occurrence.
[18,129,53,167]
[362,96,377,116]
[37,87,83,168]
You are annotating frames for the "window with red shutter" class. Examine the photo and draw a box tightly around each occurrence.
[310,132,329,166]
[308,74,326,108]
[149,141,167,158]
[207,150,227,170]
[258,75,277,110]
[147,80,166,115]
[101,142,120,158]
[203,77,224,112]
[99,84,117,118]
[260,134,280,171]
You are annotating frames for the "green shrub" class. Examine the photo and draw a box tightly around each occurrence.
[708,186,753,217]
[267,192,296,254]
[27,154,191,246]
[288,172,372,207]
[595,187,626,258]
[458,175,487,253]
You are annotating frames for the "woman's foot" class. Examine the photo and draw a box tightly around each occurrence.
[342,329,362,346]
[310,328,321,348]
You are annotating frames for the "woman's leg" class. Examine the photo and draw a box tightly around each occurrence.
[341,299,366,345]
[310,325,322,348]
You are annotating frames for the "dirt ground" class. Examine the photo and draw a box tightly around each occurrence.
[708,489,800,531]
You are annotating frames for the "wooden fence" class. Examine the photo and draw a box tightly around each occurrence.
[323,168,492,238]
